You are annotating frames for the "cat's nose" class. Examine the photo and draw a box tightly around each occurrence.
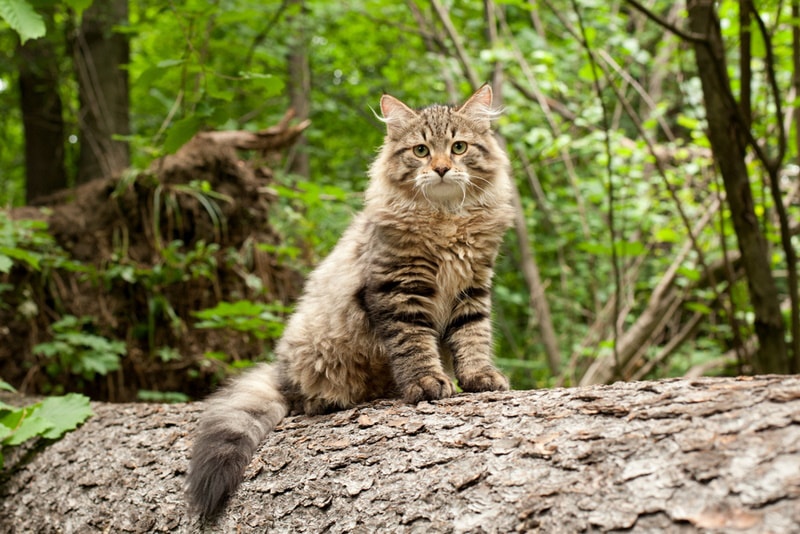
[433,165,450,177]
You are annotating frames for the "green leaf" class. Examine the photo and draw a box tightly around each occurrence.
[194,300,266,319]
[578,241,646,257]
[0,0,46,43]
[162,115,204,154]
[32,340,71,357]
[77,351,121,376]
[0,245,41,270]
[685,302,712,315]
[62,0,93,18]
[134,59,185,89]
[137,390,189,403]
[36,394,93,439]
[238,71,285,97]
[0,422,11,441]
[7,413,52,445]
[0,255,11,273]
[654,228,679,243]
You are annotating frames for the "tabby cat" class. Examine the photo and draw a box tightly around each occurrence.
[186,84,514,517]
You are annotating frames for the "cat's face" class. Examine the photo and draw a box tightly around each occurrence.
[373,85,508,208]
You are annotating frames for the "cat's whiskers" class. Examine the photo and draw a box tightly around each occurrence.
[417,181,434,208]
[458,181,468,210]
[465,175,493,200]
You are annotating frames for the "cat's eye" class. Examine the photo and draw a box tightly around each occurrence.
[451,141,468,155]
[412,145,430,157]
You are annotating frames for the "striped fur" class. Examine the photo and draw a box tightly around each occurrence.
[185,84,514,517]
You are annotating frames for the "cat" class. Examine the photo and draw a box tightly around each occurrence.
[185,84,515,517]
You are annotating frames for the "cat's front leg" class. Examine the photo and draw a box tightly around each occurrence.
[385,320,456,403]
[362,281,455,403]
[445,286,509,392]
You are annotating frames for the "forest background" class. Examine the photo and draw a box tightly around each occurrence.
[0,0,799,415]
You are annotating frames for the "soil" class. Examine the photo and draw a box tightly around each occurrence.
[0,121,308,401]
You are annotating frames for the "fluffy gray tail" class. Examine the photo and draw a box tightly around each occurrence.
[185,363,288,517]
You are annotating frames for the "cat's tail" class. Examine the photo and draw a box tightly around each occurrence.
[185,363,288,517]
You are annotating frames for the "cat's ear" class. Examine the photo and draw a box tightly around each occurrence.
[457,84,496,130]
[379,94,417,133]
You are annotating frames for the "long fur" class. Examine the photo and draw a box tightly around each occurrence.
[185,84,514,517]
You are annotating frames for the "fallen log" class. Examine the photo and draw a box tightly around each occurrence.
[1,375,799,533]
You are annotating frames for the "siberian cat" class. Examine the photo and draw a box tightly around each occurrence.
[186,84,514,517]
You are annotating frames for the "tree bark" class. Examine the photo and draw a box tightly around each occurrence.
[2,375,799,533]
[17,26,67,204]
[72,0,131,183]
[286,0,311,178]
[688,1,788,373]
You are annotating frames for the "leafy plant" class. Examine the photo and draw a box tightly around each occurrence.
[0,390,93,468]
[0,0,46,44]
[193,299,289,341]
[0,211,83,275]
[34,315,126,383]
[136,389,189,403]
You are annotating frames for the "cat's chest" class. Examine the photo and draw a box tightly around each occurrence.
[419,220,499,301]
[427,226,482,280]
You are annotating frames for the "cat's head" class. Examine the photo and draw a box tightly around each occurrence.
[368,85,510,210]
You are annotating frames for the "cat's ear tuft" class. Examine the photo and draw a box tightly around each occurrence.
[379,94,417,133]
[458,84,498,130]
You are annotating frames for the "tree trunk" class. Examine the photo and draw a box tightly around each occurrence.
[286,0,310,178]
[2,375,798,532]
[17,28,67,204]
[72,0,131,183]
[688,1,788,373]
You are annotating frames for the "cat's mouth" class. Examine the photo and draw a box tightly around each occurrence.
[415,171,468,203]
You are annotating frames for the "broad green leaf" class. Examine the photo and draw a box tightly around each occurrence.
[654,228,679,243]
[36,394,93,439]
[0,245,41,270]
[6,413,52,445]
[162,115,204,154]
[33,340,71,357]
[77,351,121,376]
[0,0,45,43]
[1,406,54,446]
[0,255,11,273]
[0,423,11,441]
[134,59,185,89]
[238,72,284,98]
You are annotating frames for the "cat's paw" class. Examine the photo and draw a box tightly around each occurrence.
[403,373,456,403]
[458,368,509,392]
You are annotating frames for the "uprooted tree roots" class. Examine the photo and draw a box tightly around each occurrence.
[1,113,309,401]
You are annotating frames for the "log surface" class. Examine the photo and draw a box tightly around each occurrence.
[2,375,799,533]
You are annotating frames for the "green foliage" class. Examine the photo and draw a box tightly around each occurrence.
[0,0,45,44]
[34,316,126,384]
[2,0,799,391]
[193,300,289,341]
[0,211,80,274]
[136,389,189,403]
[270,179,354,263]
[0,391,92,467]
